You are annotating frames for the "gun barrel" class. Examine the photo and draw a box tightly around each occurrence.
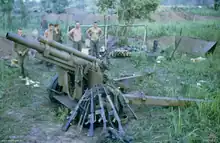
[6,32,71,61]
[38,36,101,64]
[6,32,108,70]
[6,32,45,53]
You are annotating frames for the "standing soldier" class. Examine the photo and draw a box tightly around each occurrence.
[44,23,54,40]
[53,24,64,91]
[43,23,54,67]
[11,28,29,78]
[68,21,82,52]
[86,21,102,58]
[53,24,63,43]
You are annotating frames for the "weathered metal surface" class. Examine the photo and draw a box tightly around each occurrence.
[113,74,144,90]
[113,74,143,82]
[6,33,45,53]
[123,91,212,106]
[146,36,217,57]
[35,53,76,71]
[53,95,77,109]
[6,33,96,67]
[175,36,217,56]
[38,36,101,64]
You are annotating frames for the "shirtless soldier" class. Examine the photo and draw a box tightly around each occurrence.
[43,23,54,67]
[11,28,29,78]
[86,21,102,58]
[44,23,54,40]
[68,21,82,51]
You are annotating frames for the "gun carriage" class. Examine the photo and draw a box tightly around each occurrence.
[6,32,211,142]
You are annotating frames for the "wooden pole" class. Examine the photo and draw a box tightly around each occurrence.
[104,15,106,48]
[104,16,108,48]
[169,28,183,60]
[65,13,69,44]
[78,24,146,27]
[142,25,147,48]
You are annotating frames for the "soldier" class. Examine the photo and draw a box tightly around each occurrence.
[53,24,64,91]
[11,28,29,78]
[86,21,102,58]
[44,23,54,40]
[43,23,54,68]
[53,24,63,43]
[68,21,82,52]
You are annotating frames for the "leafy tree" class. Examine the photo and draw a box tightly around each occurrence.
[40,0,52,12]
[97,0,160,24]
[41,0,69,14]
[214,0,220,10]
[0,0,15,29]
[52,0,69,14]
[97,0,160,46]
[19,0,28,27]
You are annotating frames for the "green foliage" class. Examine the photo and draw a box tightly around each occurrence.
[19,0,28,27]
[0,0,15,29]
[56,106,69,122]
[51,0,69,14]
[172,6,220,16]
[41,0,69,14]
[0,0,14,12]
[97,0,160,46]
[40,0,50,10]
[97,0,160,23]
[215,0,220,10]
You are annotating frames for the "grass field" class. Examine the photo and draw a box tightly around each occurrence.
[171,6,220,17]
[0,6,220,143]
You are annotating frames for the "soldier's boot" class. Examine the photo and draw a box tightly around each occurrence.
[10,59,19,68]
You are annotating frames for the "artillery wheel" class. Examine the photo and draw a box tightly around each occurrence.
[48,73,89,103]
[48,74,60,103]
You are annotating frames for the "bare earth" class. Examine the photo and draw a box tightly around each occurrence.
[0,8,219,143]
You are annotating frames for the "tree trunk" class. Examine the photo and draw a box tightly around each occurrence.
[117,10,134,46]
[2,12,6,30]
[20,0,28,27]
[7,10,12,30]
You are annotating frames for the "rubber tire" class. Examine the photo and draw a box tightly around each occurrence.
[48,74,60,103]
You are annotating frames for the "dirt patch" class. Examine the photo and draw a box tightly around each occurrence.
[25,123,95,143]
[151,11,187,22]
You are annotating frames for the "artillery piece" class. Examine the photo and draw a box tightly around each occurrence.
[6,32,138,142]
[6,32,211,142]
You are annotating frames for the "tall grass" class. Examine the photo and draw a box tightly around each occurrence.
[106,18,220,143]
[0,7,220,143]
[171,6,220,17]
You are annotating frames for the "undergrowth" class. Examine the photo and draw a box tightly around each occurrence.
[107,19,220,142]
[171,6,220,17]
[0,60,57,141]
[0,7,220,143]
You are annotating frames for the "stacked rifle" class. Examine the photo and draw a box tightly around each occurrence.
[62,84,137,143]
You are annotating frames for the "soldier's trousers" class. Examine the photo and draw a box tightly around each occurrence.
[11,50,27,77]
[73,41,82,52]
[90,40,99,58]
[18,55,26,78]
